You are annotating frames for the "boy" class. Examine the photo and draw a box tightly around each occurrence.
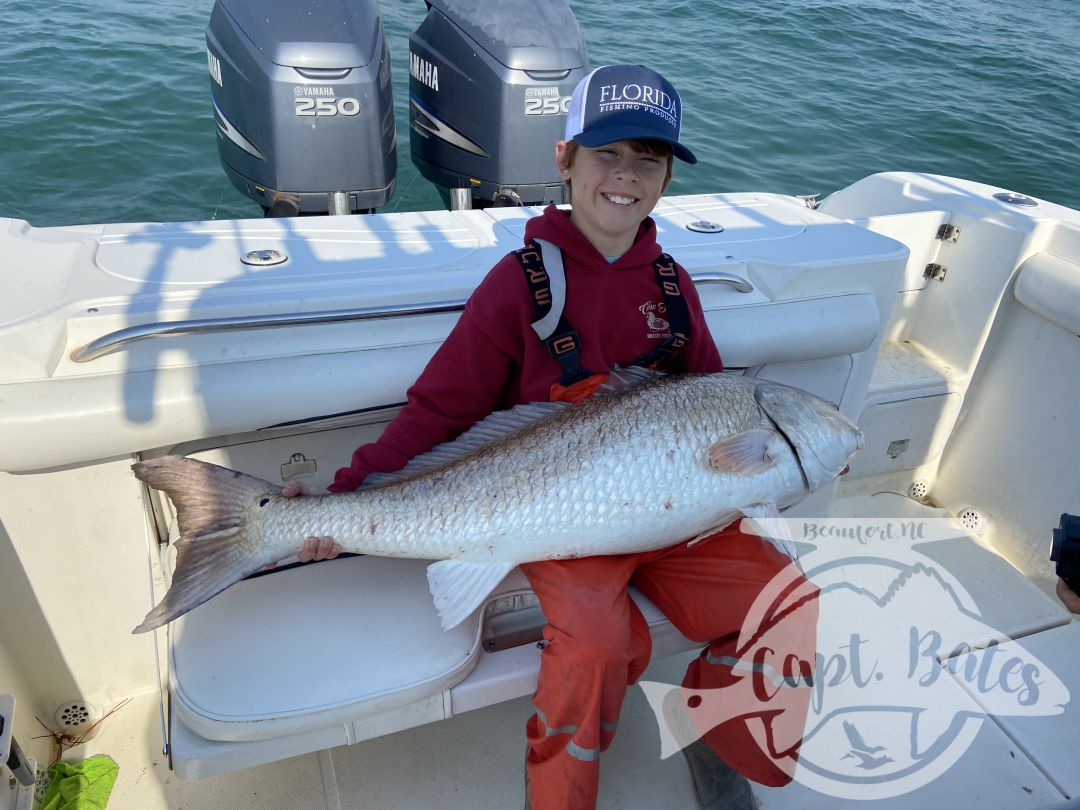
[290,65,815,809]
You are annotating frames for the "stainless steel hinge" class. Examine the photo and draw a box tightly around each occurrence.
[924,263,948,282]
[795,193,820,210]
[936,223,961,243]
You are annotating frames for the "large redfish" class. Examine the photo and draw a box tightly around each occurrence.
[132,368,861,633]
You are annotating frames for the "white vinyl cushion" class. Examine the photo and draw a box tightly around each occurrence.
[170,556,480,742]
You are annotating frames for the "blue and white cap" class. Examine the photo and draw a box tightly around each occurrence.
[564,65,696,164]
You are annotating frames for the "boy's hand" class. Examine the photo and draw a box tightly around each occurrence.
[281,479,312,498]
[297,536,342,562]
[264,481,342,568]
[1056,578,1080,614]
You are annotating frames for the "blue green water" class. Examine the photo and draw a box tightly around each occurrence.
[2,0,1078,227]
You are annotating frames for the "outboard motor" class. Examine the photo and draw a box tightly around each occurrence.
[409,0,588,209]
[206,0,396,215]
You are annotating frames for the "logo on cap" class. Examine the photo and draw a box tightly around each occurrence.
[596,83,678,128]
[564,64,696,164]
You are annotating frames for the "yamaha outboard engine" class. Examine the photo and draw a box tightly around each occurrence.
[409,0,588,209]
[206,0,396,215]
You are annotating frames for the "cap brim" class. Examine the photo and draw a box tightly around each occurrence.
[573,125,697,165]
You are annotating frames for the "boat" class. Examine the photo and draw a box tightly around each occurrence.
[2,1,1077,808]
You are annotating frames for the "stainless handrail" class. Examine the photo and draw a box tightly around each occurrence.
[692,271,754,294]
[69,300,469,363]
[69,272,753,364]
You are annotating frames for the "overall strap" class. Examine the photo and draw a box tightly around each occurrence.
[513,238,592,387]
[631,252,692,370]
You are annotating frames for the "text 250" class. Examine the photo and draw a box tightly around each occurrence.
[295,98,361,117]
[524,97,571,116]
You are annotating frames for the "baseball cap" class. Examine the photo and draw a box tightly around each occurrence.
[564,65,697,164]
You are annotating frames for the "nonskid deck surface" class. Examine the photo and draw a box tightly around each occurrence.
[57,653,698,810]
[58,492,1076,809]
[58,652,1069,810]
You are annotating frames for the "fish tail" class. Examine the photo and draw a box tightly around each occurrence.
[131,455,273,634]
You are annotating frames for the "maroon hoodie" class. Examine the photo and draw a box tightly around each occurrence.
[330,205,723,492]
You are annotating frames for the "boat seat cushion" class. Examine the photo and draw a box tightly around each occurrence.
[171,556,482,741]
[169,555,691,742]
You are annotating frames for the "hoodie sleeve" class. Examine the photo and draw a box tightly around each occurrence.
[672,262,725,374]
[329,257,523,492]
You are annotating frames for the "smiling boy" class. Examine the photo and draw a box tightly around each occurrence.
[555,138,670,257]
[293,65,816,809]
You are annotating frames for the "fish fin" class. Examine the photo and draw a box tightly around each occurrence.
[740,502,798,559]
[131,455,275,633]
[707,429,779,475]
[364,403,571,487]
[426,560,516,630]
[597,365,665,394]
[364,367,662,488]
[686,512,742,546]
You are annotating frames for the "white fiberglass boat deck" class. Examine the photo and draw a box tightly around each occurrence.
[2,173,1078,809]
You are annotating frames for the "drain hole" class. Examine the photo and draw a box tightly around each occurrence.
[908,480,930,500]
[958,508,984,534]
[54,700,98,735]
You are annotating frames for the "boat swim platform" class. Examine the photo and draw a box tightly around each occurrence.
[76,487,1078,810]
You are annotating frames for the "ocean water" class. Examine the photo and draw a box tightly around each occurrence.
[1,0,1078,227]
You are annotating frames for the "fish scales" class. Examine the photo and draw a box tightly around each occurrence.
[272,376,776,562]
[131,370,862,632]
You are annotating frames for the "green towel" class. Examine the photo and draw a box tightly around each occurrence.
[41,756,119,810]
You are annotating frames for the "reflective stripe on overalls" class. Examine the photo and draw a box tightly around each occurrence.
[513,238,692,397]
[534,707,619,762]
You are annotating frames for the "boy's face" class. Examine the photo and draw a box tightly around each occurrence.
[556,139,671,256]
